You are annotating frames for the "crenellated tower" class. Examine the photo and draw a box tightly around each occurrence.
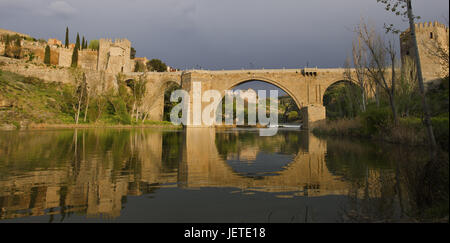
[400,21,449,83]
[97,38,132,74]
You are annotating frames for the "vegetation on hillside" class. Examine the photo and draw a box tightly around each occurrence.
[0,70,176,129]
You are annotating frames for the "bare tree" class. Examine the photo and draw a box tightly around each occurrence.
[131,73,148,122]
[357,21,399,124]
[73,72,87,125]
[377,0,437,151]
[345,22,371,112]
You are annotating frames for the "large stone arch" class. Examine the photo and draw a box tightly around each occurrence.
[224,76,304,110]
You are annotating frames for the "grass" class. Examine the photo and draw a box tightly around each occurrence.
[0,70,75,126]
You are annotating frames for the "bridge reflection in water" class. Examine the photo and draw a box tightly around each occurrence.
[0,128,386,220]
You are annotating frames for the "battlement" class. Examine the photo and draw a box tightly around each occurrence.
[402,21,449,36]
[415,21,448,30]
[99,38,131,46]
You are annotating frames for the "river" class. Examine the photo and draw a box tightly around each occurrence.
[0,128,433,222]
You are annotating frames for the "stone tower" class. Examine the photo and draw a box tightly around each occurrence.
[97,38,132,74]
[400,21,449,84]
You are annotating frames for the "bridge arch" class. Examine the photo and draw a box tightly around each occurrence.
[223,77,304,110]
[320,78,360,104]
[322,79,363,119]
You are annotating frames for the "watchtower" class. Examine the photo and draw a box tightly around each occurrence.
[400,21,449,83]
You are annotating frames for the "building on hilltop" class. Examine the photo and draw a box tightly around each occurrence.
[47,38,62,47]
[98,38,133,73]
[400,21,449,84]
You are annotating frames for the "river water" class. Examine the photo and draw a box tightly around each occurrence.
[0,128,431,222]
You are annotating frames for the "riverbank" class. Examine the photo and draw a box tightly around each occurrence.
[312,115,449,151]
[0,122,181,131]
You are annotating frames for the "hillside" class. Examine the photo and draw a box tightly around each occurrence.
[0,69,75,129]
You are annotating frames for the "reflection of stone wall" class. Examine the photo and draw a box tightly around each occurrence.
[182,129,348,195]
[0,130,167,220]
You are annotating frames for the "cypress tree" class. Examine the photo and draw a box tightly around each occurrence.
[71,33,80,68]
[75,33,80,50]
[65,27,69,48]
[71,47,78,68]
[81,36,85,50]
[44,45,51,65]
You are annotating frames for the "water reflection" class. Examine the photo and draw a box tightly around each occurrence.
[0,128,429,222]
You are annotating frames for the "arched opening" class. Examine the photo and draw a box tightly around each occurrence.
[162,81,182,121]
[216,80,303,126]
[215,127,306,178]
[323,80,363,119]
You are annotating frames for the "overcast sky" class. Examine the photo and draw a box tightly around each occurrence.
[1,0,448,70]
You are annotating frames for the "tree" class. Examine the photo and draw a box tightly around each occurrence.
[75,33,80,50]
[88,40,99,50]
[71,47,79,68]
[81,36,85,50]
[127,74,148,122]
[345,21,371,112]
[72,71,88,124]
[134,61,146,72]
[3,35,10,57]
[44,45,51,65]
[65,27,69,48]
[377,0,437,152]
[357,21,399,124]
[11,37,22,59]
[147,59,167,72]
[130,47,136,59]
[71,33,81,68]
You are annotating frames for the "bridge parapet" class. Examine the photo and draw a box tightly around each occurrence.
[302,67,318,76]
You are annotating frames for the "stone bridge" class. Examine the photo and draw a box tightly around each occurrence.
[124,67,353,127]
[0,56,355,127]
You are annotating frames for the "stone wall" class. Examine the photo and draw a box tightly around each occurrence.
[58,48,72,67]
[78,49,98,70]
[0,43,4,56]
[0,56,117,92]
[49,46,59,65]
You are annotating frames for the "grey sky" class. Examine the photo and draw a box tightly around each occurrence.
[0,0,448,70]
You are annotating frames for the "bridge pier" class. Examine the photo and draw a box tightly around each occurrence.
[300,105,326,129]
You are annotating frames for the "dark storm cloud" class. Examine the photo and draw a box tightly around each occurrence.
[0,0,448,69]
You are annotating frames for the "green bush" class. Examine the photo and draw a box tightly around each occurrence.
[111,97,131,124]
[360,107,392,136]
[431,116,449,151]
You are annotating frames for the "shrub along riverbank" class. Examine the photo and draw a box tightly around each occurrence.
[316,76,449,152]
[313,108,449,151]
[0,70,179,130]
